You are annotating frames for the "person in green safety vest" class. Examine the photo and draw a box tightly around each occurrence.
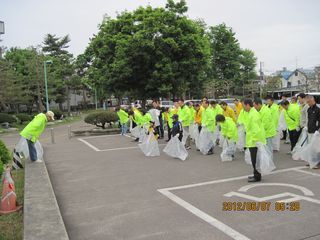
[20,111,55,163]
[243,99,266,182]
[116,107,129,135]
[254,98,277,153]
[201,100,216,155]
[178,99,192,150]
[281,99,301,152]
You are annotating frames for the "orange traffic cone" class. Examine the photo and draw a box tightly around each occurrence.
[0,166,22,215]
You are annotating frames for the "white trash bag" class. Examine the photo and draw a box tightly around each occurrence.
[278,111,287,131]
[198,127,214,155]
[292,128,308,161]
[272,130,281,151]
[300,132,320,168]
[163,136,188,161]
[220,139,236,162]
[138,132,160,157]
[193,124,200,148]
[181,127,190,145]
[15,137,44,160]
[244,148,251,165]
[256,142,276,174]
[131,126,141,138]
[189,123,195,139]
[236,125,245,151]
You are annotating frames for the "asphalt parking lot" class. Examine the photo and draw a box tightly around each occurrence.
[2,124,320,240]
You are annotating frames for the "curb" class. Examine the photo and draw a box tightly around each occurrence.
[24,154,69,240]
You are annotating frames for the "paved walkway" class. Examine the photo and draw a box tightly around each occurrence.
[1,121,320,240]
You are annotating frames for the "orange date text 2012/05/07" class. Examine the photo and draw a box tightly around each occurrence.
[222,201,300,212]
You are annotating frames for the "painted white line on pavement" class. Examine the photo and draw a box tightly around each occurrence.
[99,144,166,152]
[78,138,101,152]
[81,134,122,140]
[293,168,320,177]
[157,166,309,240]
[159,166,307,191]
[158,189,251,240]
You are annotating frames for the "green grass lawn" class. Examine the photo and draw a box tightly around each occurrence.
[0,168,24,240]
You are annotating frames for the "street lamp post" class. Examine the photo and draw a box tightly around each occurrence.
[44,60,53,111]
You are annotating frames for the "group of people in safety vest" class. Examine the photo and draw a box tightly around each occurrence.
[116,94,320,182]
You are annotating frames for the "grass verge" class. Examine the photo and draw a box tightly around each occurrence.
[0,167,24,240]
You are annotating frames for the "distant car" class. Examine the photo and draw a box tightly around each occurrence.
[159,100,174,108]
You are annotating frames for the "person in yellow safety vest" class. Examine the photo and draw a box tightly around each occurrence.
[220,101,236,123]
[187,101,196,125]
[243,99,266,183]
[129,108,143,142]
[201,100,216,154]
[178,99,192,149]
[216,114,238,141]
[116,106,129,135]
[216,114,238,160]
[194,103,203,132]
[210,100,224,115]
[265,96,280,131]
[281,100,301,152]
[254,98,277,153]
[163,107,174,141]
[20,111,55,162]
[234,99,243,118]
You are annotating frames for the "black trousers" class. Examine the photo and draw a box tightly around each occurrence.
[249,147,261,180]
[288,129,301,151]
[281,130,287,140]
[167,123,172,140]
[198,125,202,133]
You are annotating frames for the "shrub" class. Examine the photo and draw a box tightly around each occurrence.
[51,109,63,120]
[16,113,32,124]
[0,113,16,124]
[84,111,119,129]
[0,140,11,164]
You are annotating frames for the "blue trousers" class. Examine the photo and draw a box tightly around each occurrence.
[121,123,128,135]
[27,139,37,161]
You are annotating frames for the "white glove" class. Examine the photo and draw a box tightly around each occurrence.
[303,126,308,131]
[296,127,301,132]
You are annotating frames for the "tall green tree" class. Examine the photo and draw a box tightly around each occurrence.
[83,0,211,102]
[42,34,75,111]
[208,23,242,97]
[239,49,257,96]
[4,47,46,112]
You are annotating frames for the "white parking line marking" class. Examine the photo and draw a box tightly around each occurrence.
[293,168,320,177]
[160,166,307,191]
[78,138,101,151]
[157,166,311,240]
[81,134,122,140]
[158,189,251,240]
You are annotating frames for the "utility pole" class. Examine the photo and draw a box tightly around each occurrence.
[0,21,5,59]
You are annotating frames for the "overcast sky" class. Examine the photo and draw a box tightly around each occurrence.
[1,0,320,73]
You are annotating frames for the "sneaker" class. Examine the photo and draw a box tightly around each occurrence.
[186,146,191,150]
[33,159,43,163]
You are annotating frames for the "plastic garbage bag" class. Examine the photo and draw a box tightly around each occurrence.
[148,109,160,126]
[256,142,276,174]
[163,136,188,161]
[244,148,251,165]
[236,125,245,151]
[213,128,220,147]
[138,132,160,157]
[300,132,320,168]
[272,131,281,151]
[131,126,141,138]
[292,128,308,160]
[15,137,43,160]
[182,127,190,145]
[198,127,214,155]
[220,139,236,161]
[278,111,287,131]
[189,123,195,139]
[193,124,200,148]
